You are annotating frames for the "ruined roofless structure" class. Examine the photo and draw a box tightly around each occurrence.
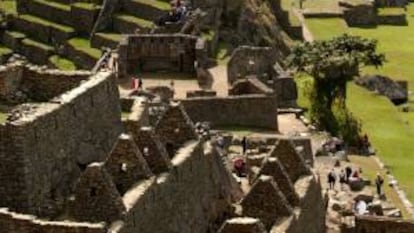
[0,61,326,233]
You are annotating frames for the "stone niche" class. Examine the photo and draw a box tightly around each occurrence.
[117,34,208,78]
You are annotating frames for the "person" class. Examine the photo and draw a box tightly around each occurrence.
[339,170,346,190]
[138,78,143,89]
[352,169,360,179]
[233,158,246,177]
[131,76,139,90]
[345,166,352,182]
[327,169,336,190]
[375,173,384,196]
[217,134,225,149]
[355,199,367,215]
[241,137,247,155]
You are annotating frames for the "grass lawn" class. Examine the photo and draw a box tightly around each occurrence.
[0,0,16,15]
[301,4,414,205]
[68,38,101,59]
[0,112,7,124]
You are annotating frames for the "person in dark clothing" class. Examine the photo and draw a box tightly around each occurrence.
[345,166,352,182]
[375,173,384,196]
[327,169,336,190]
[241,137,247,155]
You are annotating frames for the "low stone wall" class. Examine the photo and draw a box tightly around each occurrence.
[342,3,377,26]
[355,216,414,233]
[180,95,278,130]
[377,14,407,25]
[0,208,106,233]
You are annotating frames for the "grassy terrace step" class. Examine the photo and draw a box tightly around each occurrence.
[66,38,101,69]
[113,14,155,33]
[92,32,123,49]
[20,38,54,64]
[21,38,54,51]
[0,44,13,63]
[72,2,101,10]
[133,0,170,10]
[48,55,76,70]
[2,30,26,50]
[33,0,70,11]
[18,14,74,33]
[0,0,16,15]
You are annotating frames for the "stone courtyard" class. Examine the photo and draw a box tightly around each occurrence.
[0,0,414,232]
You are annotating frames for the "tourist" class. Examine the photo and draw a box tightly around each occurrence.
[138,78,143,90]
[327,169,336,190]
[241,136,248,155]
[355,199,367,215]
[352,169,360,179]
[375,173,384,196]
[217,134,225,149]
[339,170,346,190]
[345,166,352,182]
[233,157,246,177]
[131,76,139,90]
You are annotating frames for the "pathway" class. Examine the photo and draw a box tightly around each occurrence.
[209,65,229,97]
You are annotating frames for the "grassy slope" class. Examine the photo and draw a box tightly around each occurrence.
[303,4,414,202]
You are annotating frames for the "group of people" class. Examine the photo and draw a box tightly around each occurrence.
[327,166,363,190]
[328,166,385,196]
[157,0,190,26]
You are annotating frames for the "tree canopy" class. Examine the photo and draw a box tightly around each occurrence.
[287,34,385,141]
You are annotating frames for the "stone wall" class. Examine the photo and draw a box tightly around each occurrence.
[354,216,414,233]
[0,63,91,101]
[117,34,207,78]
[227,46,278,85]
[0,71,122,217]
[180,94,278,130]
[114,141,241,233]
[0,208,106,233]
[341,2,377,26]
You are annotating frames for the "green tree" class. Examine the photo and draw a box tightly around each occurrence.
[287,34,385,139]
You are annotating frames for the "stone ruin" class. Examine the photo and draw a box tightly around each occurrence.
[0,58,329,233]
[227,46,298,108]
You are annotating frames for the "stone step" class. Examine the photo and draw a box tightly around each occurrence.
[113,14,155,34]
[91,32,123,49]
[12,14,76,44]
[48,54,77,70]
[20,38,54,64]
[120,0,169,21]
[66,37,102,70]
[23,0,72,26]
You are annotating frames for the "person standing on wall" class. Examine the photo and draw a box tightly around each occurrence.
[327,169,337,190]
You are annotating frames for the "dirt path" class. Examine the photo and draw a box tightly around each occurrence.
[209,65,229,97]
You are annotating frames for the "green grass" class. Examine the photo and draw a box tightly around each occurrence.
[201,29,215,41]
[133,0,170,10]
[115,14,155,28]
[19,14,74,32]
[0,0,16,15]
[33,0,70,11]
[215,41,231,65]
[49,55,76,70]
[72,2,100,10]
[281,0,302,26]
[68,38,101,59]
[0,45,12,55]
[301,3,414,204]
[0,112,7,124]
[22,38,54,51]
[96,33,123,42]
[7,31,26,39]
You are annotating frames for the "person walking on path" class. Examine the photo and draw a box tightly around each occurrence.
[328,169,337,190]
[375,173,384,196]
[345,166,352,182]
[241,136,248,155]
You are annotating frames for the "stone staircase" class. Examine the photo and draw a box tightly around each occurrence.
[91,0,170,49]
